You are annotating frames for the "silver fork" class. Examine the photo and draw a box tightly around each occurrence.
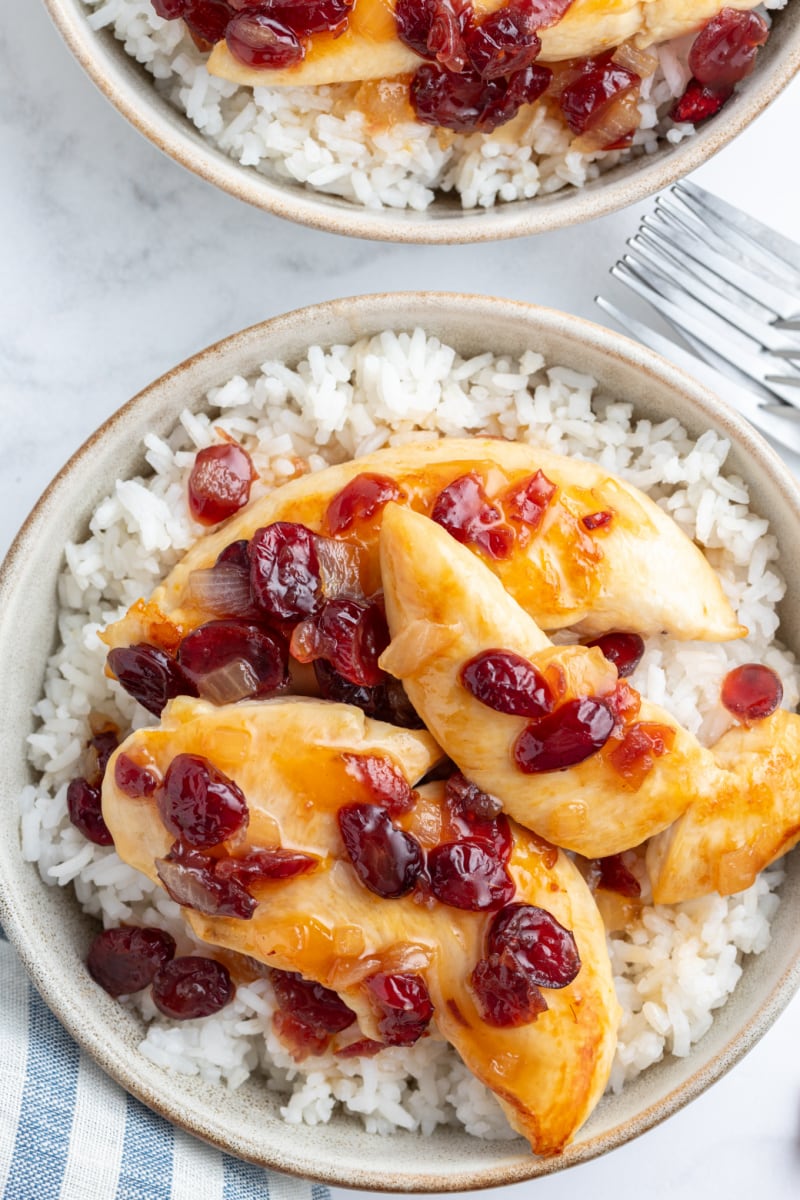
[596,181,800,458]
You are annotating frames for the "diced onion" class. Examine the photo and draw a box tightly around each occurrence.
[316,537,364,598]
[612,41,658,79]
[185,563,254,617]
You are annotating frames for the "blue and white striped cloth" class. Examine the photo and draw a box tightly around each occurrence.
[0,931,329,1200]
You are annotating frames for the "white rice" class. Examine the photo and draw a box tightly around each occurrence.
[80,0,788,211]
[20,328,800,1141]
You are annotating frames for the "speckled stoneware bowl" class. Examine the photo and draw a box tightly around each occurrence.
[43,0,800,243]
[3,294,800,1189]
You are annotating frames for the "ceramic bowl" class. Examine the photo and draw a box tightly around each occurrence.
[43,0,800,243]
[2,294,800,1190]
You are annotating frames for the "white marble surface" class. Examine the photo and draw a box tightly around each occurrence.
[3,2,800,1198]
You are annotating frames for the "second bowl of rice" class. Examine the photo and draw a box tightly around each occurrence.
[43,0,800,241]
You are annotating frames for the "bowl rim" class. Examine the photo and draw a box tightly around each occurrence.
[42,0,800,244]
[4,292,800,1190]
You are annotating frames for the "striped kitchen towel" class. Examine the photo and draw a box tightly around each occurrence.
[0,932,329,1200]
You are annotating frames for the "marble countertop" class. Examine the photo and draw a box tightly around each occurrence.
[3,3,800,1198]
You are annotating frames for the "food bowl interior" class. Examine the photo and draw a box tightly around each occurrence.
[3,295,800,1190]
[44,0,800,242]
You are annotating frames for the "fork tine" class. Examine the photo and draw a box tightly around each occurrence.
[643,205,800,320]
[618,252,769,357]
[775,318,800,331]
[595,295,800,461]
[627,231,792,351]
[660,192,800,303]
[765,375,800,387]
[611,259,800,410]
[674,181,800,281]
[637,220,774,319]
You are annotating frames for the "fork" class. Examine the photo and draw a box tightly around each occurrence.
[596,181,800,458]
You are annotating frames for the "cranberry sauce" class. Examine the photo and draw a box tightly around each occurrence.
[188,442,254,525]
[721,663,783,722]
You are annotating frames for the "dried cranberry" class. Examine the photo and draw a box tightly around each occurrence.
[505,469,557,531]
[152,0,187,17]
[411,62,550,134]
[671,78,733,123]
[159,754,248,848]
[470,955,547,1027]
[587,631,644,678]
[89,730,119,780]
[250,522,322,623]
[226,11,303,68]
[269,0,353,36]
[177,619,289,701]
[460,649,555,718]
[271,971,355,1056]
[338,803,423,898]
[107,643,196,717]
[396,0,469,71]
[488,903,581,988]
[514,698,614,773]
[151,956,234,1019]
[558,54,639,134]
[431,474,513,558]
[291,598,389,687]
[67,778,113,846]
[215,846,317,884]
[465,5,541,81]
[114,753,159,798]
[689,8,768,88]
[342,753,416,816]
[313,659,423,729]
[445,771,502,821]
[596,853,641,898]
[87,926,176,997]
[156,845,256,918]
[188,443,254,526]
[427,839,514,911]
[582,510,613,531]
[182,0,234,44]
[326,473,404,535]
[336,1037,384,1058]
[721,663,783,722]
[365,973,433,1046]
[218,538,250,568]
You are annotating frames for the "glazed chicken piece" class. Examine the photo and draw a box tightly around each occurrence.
[378,504,800,874]
[646,708,800,904]
[102,695,620,1155]
[102,437,742,659]
[208,0,764,88]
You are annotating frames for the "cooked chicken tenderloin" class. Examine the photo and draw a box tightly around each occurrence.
[102,438,742,662]
[379,504,800,871]
[102,695,620,1156]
